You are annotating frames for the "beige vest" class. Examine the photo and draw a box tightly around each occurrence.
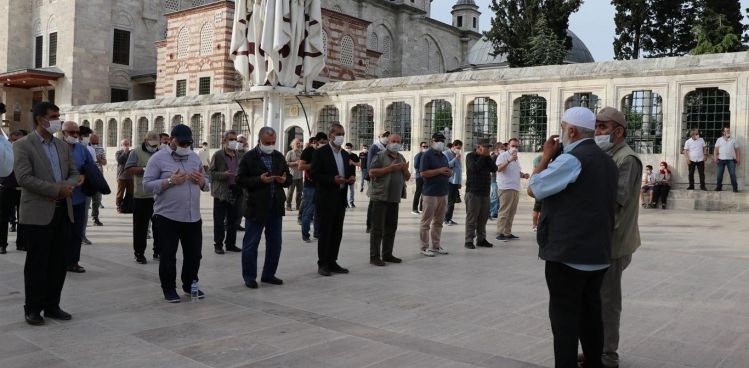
[610,143,642,259]
[133,148,155,199]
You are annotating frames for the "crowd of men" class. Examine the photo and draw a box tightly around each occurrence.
[1,99,743,368]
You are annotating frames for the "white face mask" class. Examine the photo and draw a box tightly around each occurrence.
[146,145,158,153]
[159,143,169,150]
[388,143,401,152]
[333,135,344,147]
[81,136,91,145]
[63,135,79,145]
[508,147,517,155]
[432,142,445,152]
[45,119,62,134]
[147,139,160,147]
[259,144,275,155]
[175,146,190,156]
[379,137,389,145]
[595,134,615,151]
[227,140,239,151]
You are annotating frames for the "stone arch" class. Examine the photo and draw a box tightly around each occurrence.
[422,34,445,74]
[171,114,183,128]
[47,15,57,33]
[154,116,165,134]
[136,117,149,143]
[316,105,339,133]
[512,95,547,152]
[284,126,304,153]
[385,102,412,151]
[232,111,249,136]
[190,114,203,143]
[82,120,90,127]
[423,99,453,143]
[94,119,104,136]
[465,97,498,149]
[350,104,374,149]
[107,118,118,147]
[121,118,133,144]
[113,9,134,29]
[682,88,729,152]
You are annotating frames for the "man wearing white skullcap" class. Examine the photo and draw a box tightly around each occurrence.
[528,107,618,368]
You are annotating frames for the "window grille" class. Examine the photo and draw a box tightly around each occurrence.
[95,120,104,136]
[107,119,118,147]
[381,36,392,75]
[176,80,187,97]
[209,113,225,148]
[322,30,329,58]
[565,92,599,112]
[198,77,211,95]
[683,88,730,152]
[339,35,354,66]
[35,36,43,68]
[513,95,547,152]
[316,105,339,133]
[121,118,133,143]
[368,33,378,51]
[48,32,57,66]
[199,23,213,56]
[423,99,453,143]
[190,114,203,143]
[232,111,249,136]
[136,117,149,143]
[465,97,497,149]
[82,120,90,127]
[112,29,130,65]
[384,102,412,151]
[177,28,189,58]
[350,104,374,149]
[165,0,179,11]
[154,116,165,134]
[171,115,183,128]
[620,90,664,154]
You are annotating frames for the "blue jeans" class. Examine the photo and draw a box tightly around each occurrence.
[242,215,282,283]
[489,181,499,218]
[716,159,738,190]
[360,169,368,191]
[301,186,319,239]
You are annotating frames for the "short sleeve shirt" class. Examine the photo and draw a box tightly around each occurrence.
[496,151,522,191]
[300,146,316,187]
[286,149,303,179]
[715,137,738,160]
[420,149,449,197]
[684,137,706,162]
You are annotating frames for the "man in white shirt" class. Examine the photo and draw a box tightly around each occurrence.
[713,127,741,192]
[197,142,210,173]
[682,129,707,190]
[495,138,529,242]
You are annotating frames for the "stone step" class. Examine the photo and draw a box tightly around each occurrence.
[658,189,749,212]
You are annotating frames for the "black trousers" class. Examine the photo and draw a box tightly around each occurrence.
[154,215,202,292]
[545,261,607,368]
[213,198,239,248]
[653,184,670,206]
[66,203,86,266]
[412,177,424,211]
[0,187,20,247]
[133,198,158,256]
[687,160,706,189]
[444,183,460,221]
[370,201,399,259]
[24,204,70,313]
[317,193,346,268]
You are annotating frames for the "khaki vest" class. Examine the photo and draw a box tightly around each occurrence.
[367,150,406,203]
[610,143,642,259]
[133,148,155,199]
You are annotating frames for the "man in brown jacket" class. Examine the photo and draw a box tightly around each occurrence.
[209,130,243,255]
[13,102,80,326]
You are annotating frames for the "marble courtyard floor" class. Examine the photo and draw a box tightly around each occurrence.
[0,190,748,368]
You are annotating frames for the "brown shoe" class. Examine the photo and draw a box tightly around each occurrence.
[370,258,386,267]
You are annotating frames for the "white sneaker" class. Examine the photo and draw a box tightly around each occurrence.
[421,249,435,257]
[435,247,449,255]
[410,210,420,215]
[532,227,537,232]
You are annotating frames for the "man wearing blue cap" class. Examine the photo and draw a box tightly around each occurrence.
[143,124,210,303]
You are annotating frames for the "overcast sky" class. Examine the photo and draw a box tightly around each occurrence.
[431,0,749,61]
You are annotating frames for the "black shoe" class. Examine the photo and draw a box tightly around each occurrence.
[686,186,694,190]
[330,263,349,274]
[506,234,519,240]
[477,240,494,248]
[715,188,723,192]
[349,202,355,208]
[93,219,103,226]
[25,312,45,326]
[734,189,740,193]
[245,280,258,289]
[238,226,245,231]
[10,224,16,232]
[496,234,508,242]
[44,308,72,321]
[700,187,708,191]
[382,255,402,263]
[261,276,284,285]
[318,267,332,277]
[370,258,386,266]
[465,242,476,249]
[366,227,371,234]
[82,237,92,245]
[214,246,225,255]
[135,254,147,264]
[225,245,242,252]
[67,265,86,273]
[0,246,6,254]
[163,289,181,303]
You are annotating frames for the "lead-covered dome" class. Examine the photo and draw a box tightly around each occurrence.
[464,30,594,68]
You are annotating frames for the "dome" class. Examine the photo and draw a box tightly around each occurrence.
[464,30,595,67]
[454,0,478,6]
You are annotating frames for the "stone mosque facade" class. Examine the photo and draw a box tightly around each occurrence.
[1,0,747,204]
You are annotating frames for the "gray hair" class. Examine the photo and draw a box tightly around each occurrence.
[258,127,276,138]
[328,123,344,135]
[223,130,237,139]
[577,126,595,138]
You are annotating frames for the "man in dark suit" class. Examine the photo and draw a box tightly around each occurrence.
[13,102,80,325]
[311,123,355,276]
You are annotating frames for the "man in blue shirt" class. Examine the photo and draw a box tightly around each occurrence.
[418,132,451,257]
[443,140,463,225]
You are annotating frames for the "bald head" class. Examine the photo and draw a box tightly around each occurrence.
[62,121,78,131]
[120,139,131,149]
[90,134,100,145]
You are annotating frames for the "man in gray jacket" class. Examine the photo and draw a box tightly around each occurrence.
[210,130,243,255]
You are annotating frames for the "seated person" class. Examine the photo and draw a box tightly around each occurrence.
[653,161,672,210]
[640,165,656,208]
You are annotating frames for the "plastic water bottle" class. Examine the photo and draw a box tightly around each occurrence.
[190,280,199,302]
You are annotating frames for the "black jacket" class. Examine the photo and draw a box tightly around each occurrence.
[236,147,293,222]
[311,144,355,209]
[465,151,497,197]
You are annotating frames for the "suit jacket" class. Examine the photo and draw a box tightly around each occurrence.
[311,144,354,209]
[236,147,293,222]
[12,131,80,225]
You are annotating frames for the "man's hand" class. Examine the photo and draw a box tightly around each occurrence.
[441,167,453,176]
[334,175,346,185]
[58,184,74,199]
[76,175,86,187]
[260,172,274,184]
[225,170,236,178]
[346,175,356,185]
[542,135,562,161]
[189,168,204,186]
[170,169,188,185]
[713,157,719,164]
[402,161,410,173]
[388,161,405,172]
[274,173,287,184]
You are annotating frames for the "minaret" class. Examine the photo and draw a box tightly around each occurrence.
[451,0,481,33]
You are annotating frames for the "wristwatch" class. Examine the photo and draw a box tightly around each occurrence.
[167,177,174,186]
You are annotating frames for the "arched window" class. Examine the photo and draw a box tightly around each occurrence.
[94,119,104,136]
[154,116,165,134]
[683,88,729,152]
[209,113,225,148]
[339,35,354,66]
[232,111,249,136]
[322,30,329,58]
[424,99,453,143]
[381,36,392,75]
[177,27,189,59]
[199,22,214,56]
[190,114,203,143]
[565,93,599,112]
[465,97,498,149]
[164,0,179,11]
[136,117,149,143]
[622,90,664,154]
[316,105,339,133]
[82,120,90,127]
[368,32,378,51]
[171,114,184,129]
[350,104,374,149]
[107,119,118,147]
[385,102,412,151]
[425,38,444,74]
[513,95,547,152]
[121,118,133,144]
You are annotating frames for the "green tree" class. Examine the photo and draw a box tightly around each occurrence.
[483,0,583,67]
[646,0,698,57]
[527,16,568,66]
[691,8,743,54]
[703,0,744,37]
[612,0,652,60]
